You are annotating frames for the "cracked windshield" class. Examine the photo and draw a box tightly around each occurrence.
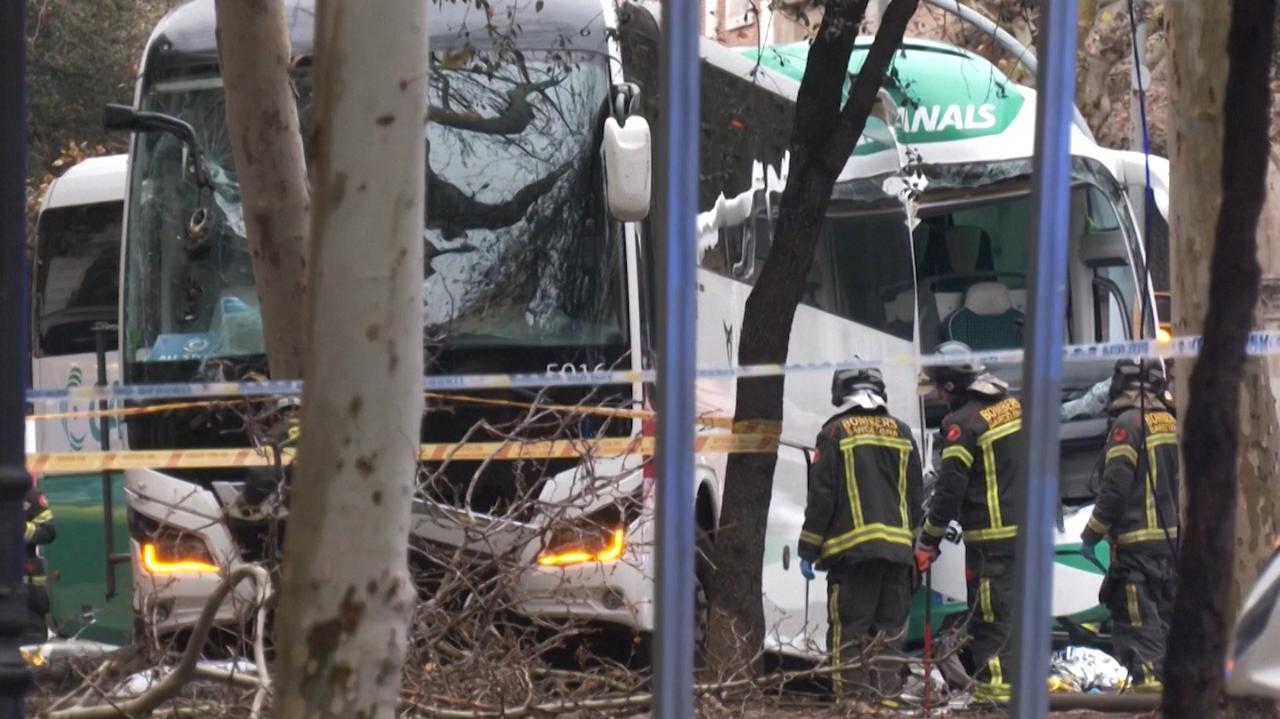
[123,49,622,370]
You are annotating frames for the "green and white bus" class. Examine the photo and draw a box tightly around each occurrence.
[87,0,1167,662]
[29,154,132,644]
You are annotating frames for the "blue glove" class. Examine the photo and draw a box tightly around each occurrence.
[800,558,815,581]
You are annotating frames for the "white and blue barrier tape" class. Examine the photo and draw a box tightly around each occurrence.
[25,331,1275,404]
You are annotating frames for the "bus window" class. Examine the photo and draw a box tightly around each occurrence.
[914,195,1037,350]
[944,199,1030,287]
[1085,185,1122,232]
[1094,266,1135,342]
[827,213,914,340]
[1090,272,1131,342]
[33,201,122,357]
[700,223,751,278]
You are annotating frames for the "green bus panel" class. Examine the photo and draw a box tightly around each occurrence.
[40,473,132,645]
[905,542,1113,645]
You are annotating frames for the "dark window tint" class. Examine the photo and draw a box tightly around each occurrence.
[34,201,122,356]
[826,214,915,340]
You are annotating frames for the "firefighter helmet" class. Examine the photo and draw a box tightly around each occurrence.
[831,367,888,408]
[923,341,985,394]
[1109,359,1167,402]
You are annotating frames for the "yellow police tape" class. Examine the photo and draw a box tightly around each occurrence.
[26,432,782,475]
[27,391,782,434]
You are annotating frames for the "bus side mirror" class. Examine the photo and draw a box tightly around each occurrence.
[102,103,213,193]
[103,103,144,132]
[603,115,652,222]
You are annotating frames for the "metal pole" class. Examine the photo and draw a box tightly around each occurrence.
[1011,0,1076,716]
[94,324,117,601]
[0,0,35,713]
[1127,1,1149,221]
[653,1,699,717]
[1128,5,1147,152]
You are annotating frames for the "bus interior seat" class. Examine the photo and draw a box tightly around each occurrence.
[916,285,946,349]
[931,225,995,292]
[883,289,916,340]
[918,224,997,329]
[943,280,1024,350]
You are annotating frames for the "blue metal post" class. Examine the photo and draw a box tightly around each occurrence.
[0,0,35,714]
[654,1,699,716]
[1011,0,1077,716]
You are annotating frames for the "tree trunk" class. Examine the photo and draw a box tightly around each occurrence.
[215,0,311,379]
[707,0,920,670]
[1236,156,1280,627]
[1162,0,1275,716]
[271,1,426,716]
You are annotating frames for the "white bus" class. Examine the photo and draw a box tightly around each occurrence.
[28,154,133,644]
[101,0,1166,662]
[705,37,1171,650]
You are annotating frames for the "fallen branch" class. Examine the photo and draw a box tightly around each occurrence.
[407,651,939,718]
[48,565,270,719]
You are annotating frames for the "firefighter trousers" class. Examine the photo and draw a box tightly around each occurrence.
[23,579,49,644]
[1102,549,1176,691]
[826,558,912,700]
[965,546,1015,703]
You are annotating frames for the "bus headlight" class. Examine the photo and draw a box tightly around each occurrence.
[140,532,219,575]
[536,503,627,567]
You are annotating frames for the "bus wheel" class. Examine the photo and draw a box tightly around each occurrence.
[694,527,713,668]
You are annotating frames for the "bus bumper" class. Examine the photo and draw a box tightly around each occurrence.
[509,534,655,634]
[125,469,257,635]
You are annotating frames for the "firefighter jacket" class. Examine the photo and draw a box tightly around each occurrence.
[798,408,924,568]
[1083,407,1179,553]
[920,392,1023,551]
[24,484,54,585]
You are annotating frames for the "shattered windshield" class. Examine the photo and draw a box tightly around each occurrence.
[123,51,623,368]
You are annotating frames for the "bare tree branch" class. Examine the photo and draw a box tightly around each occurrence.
[431,77,565,135]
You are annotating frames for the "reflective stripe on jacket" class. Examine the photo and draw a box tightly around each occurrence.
[799,409,924,567]
[921,392,1023,549]
[1084,408,1179,550]
[24,485,54,580]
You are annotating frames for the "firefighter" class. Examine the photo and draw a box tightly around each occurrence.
[915,340,1022,704]
[1080,359,1178,692]
[24,473,55,643]
[798,368,924,702]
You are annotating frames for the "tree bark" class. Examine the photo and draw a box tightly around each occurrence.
[707,0,920,669]
[271,1,426,716]
[1236,156,1280,639]
[215,0,311,379]
[1162,0,1275,716]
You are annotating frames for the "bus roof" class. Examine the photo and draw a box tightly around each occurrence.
[737,37,1139,187]
[42,154,126,211]
[743,38,1027,158]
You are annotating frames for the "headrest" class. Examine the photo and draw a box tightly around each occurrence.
[944,225,987,271]
[963,281,1013,316]
[885,290,915,323]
